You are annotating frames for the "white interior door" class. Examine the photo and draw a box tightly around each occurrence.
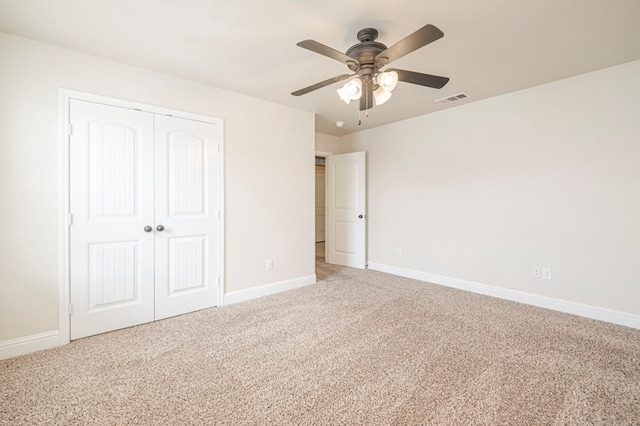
[70,100,155,340]
[326,152,366,268]
[70,100,221,339]
[154,115,220,320]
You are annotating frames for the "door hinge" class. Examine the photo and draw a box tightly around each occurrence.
[68,214,73,226]
[67,124,73,136]
[68,303,73,316]
[217,210,220,220]
[216,143,220,153]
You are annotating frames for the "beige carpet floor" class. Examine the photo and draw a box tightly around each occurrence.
[2,257,640,425]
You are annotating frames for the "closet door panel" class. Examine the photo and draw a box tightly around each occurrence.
[153,115,220,320]
[69,100,155,340]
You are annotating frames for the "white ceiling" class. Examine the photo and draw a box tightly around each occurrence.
[1,0,640,136]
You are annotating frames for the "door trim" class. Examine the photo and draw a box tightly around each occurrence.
[58,89,225,345]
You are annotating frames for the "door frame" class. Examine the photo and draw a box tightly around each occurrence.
[58,89,225,345]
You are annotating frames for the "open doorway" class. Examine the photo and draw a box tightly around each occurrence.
[315,156,326,262]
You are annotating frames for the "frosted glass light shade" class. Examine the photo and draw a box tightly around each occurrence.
[373,86,392,105]
[337,78,362,103]
[377,71,398,92]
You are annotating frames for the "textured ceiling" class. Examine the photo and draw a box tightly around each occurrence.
[1,0,640,135]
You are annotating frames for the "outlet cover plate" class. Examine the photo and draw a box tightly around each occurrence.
[532,267,541,278]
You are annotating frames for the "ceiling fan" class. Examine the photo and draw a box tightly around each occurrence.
[291,24,450,111]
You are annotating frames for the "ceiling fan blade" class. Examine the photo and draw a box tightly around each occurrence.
[359,81,374,111]
[291,74,354,96]
[375,24,444,65]
[388,68,450,89]
[297,40,359,66]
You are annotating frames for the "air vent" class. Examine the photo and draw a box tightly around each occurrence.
[435,92,469,104]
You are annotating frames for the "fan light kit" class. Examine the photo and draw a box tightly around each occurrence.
[292,25,450,124]
[337,71,398,106]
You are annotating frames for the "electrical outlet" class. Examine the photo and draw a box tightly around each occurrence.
[266,259,273,270]
[542,268,552,280]
[532,267,541,278]
[397,248,402,256]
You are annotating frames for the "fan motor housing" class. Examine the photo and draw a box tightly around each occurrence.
[345,28,387,73]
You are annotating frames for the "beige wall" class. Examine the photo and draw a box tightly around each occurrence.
[315,133,340,154]
[340,60,640,316]
[0,32,315,341]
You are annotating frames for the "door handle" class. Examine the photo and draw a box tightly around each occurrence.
[144,226,152,232]
[156,225,165,232]
[358,214,364,219]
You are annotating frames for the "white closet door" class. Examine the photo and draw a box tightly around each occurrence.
[153,115,220,320]
[70,100,155,340]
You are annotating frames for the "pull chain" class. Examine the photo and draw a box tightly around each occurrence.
[359,83,371,125]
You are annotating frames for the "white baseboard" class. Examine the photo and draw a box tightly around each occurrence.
[368,262,640,330]
[223,274,317,306]
[0,330,61,360]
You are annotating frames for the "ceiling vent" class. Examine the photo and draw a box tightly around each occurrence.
[435,92,469,104]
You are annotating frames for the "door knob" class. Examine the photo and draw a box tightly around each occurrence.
[144,226,152,232]
[156,225,165,232]
[358,214,363,219]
